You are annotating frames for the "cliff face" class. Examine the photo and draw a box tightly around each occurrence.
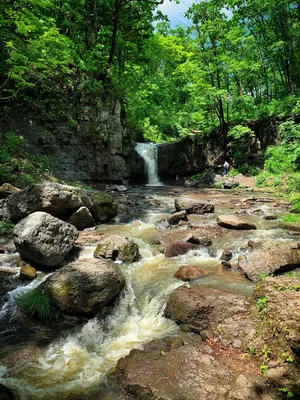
[157,135,224,178]
[1,91,144,183]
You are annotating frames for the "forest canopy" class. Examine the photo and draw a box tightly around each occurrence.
[1,0,300,143]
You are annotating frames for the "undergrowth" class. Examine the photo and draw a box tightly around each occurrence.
[16,287,59,321]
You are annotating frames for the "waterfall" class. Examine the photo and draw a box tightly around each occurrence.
[135,143,163,186]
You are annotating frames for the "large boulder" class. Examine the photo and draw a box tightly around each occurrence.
[164,284,256,347]
[117,334,279,400]
[0,182,117,223]
[217,215,256,230]
[253,276,300,352]
[94,235,140,262]
[13,212,78,267]
[41,258,125,317]
[175,198,214,214]
[238,240,300,282]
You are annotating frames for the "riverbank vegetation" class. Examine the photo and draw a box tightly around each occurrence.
[0,0,299,207]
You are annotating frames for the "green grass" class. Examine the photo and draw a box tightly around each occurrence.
[16,287,59,321]
[281,214,300,223]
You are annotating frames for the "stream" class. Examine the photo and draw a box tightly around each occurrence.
[0,186,297,400]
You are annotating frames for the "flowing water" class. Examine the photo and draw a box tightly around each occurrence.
[134,143,163,186]
[0,187,297,399]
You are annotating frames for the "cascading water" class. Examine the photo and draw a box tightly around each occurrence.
[135,143,163,186]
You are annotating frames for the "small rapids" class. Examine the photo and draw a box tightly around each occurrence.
[0,187,296,399]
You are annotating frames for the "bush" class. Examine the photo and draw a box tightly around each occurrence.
[16,287,59,321]
[0,220,14,235]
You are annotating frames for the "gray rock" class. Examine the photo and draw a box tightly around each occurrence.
[156,210,188,229]
[94,235,139,262]
[222,177,239,189]
[217,215,256,230]
[238,240,300,281]
[41,258,125,317]
[174,198,214,214]
[0,182,117,223]
[66,206,95,230]
[14,212,78,267]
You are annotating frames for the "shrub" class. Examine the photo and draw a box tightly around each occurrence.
[16,287,59,321]
[0,220,14,235]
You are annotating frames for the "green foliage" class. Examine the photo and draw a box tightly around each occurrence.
[16,287,59,321]
[257,296,268,314]
[0,220,15,235]
[281,214,300,224]
[279,388,294,398]
[0,132,51,187]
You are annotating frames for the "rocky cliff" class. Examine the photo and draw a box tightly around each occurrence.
[1,90,143,184]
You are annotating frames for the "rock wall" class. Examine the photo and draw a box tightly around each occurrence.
[1,90,144,183]
[157,135,223,178]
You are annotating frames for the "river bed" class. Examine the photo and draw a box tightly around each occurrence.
[0,186,297,399]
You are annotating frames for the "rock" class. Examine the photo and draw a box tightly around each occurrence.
[41,258,125,317]
[174,198,214,214]
[0,182,117,223]
[19,264,37,281]
[253,276,300,352]
[94,235,139,262]
[14,212,78,267]
[0,245,9,253]
[164,284,256,346]
[66,206,96,231]
[174,265,206,281]
[0,183,20,199]
[238,240,300,282]
[217,215,257,230]
[155,210,188,229]
[222,177,239,189]
[278,221,300,232]
[117,334,277,400]
[263,215,278,220]
[220,248,233,261]
[164,241,198,258]
[183,234,212,246]
[221,260,231,269]
[0,384,20,400]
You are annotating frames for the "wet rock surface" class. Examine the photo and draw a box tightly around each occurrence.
[174,265,207,281]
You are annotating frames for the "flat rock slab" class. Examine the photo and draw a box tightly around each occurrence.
[117,334,279,400]
[164,284,257,347]
[174,198,214,214]
[217,215,257,230]
[238,240,300,282]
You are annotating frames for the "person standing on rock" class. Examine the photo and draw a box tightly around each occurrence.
[223,161,229,175]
